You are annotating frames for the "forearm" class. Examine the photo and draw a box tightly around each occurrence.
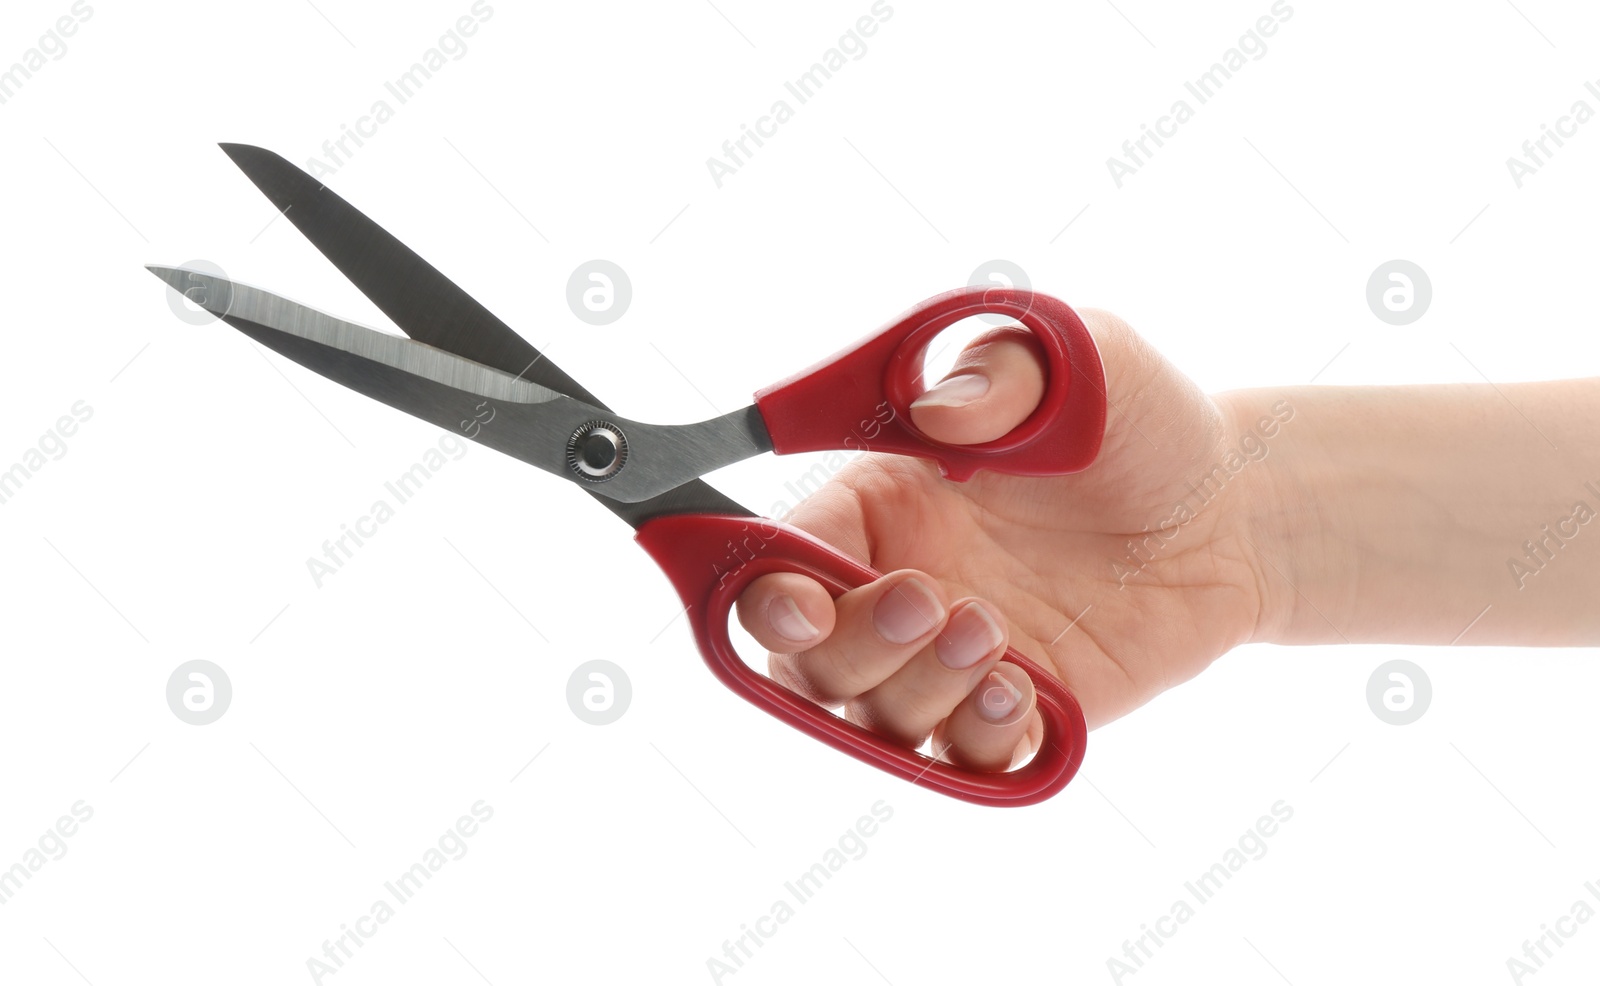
[1225,380,1600,646]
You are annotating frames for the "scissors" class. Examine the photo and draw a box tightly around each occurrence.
[147,145,1107,807]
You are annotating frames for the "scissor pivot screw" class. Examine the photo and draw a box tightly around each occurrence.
[567,420,628,481]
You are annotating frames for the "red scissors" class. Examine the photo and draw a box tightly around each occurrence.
[148,145,1107,806]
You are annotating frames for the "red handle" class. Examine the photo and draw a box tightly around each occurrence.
[635,512,1087,807]
[753,286,1106,480]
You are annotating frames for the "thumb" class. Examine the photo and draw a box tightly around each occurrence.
[907,325,1046,445]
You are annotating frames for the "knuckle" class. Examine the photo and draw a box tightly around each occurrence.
[1078,307,1138,344]
[815,646,876,698]
[768,653,830,704]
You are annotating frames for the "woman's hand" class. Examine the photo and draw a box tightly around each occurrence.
[735,310,1275,769]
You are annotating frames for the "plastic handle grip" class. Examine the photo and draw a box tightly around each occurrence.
[752,286,1106,480]
[635,512,1087,807]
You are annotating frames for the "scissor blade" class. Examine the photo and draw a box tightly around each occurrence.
[218,143,601,405]
[210,145,756,526]
[146,267,774,507]
[147,265,566,404]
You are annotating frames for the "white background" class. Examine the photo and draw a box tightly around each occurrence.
[2,0,1599,983]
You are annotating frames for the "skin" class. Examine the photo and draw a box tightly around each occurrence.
[735,311,1600,769]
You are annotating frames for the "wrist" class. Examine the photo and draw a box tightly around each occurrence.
[1213,388,1330,646]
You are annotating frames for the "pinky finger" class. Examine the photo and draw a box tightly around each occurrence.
[933,663,1043,772]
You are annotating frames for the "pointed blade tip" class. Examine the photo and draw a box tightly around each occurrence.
[144,264,186,291]
[218,142,278,163]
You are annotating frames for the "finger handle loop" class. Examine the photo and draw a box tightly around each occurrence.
[636,511,1087,807]
[753,287,1106,480]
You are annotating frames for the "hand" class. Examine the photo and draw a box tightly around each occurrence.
[735,311,1272,770]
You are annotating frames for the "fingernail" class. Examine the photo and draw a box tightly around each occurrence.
[978,671,1024,721]
[873,578,944,644]
[910,372,989,409]
[936,603,1003,669]
[768,594,819,644]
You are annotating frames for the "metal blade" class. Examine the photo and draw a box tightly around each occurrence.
[215,143,753,526]
[148,267,772,506]
[217,142,598,403]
